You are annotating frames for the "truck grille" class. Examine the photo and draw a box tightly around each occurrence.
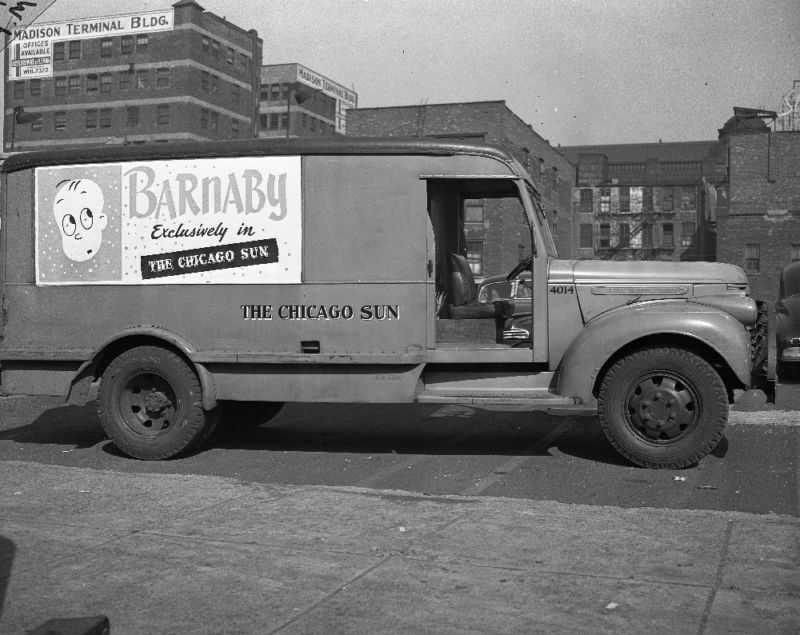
[749,300,769,377]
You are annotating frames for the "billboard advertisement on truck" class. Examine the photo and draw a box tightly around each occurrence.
[0,138,773,467]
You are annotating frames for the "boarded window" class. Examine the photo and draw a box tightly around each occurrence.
[579,223,593,248]
[580,189,593,214]
[463,199,484,223]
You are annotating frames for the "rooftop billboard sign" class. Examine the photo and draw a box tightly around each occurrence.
[8,10,174,80]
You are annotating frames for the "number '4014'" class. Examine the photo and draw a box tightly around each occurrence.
[549,285,575,294]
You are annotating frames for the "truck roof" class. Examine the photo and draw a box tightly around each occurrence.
[1,137,516,173]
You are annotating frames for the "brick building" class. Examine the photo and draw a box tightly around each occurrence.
[715,111,800,304]
[258,63,357,138]
[557,141,722,262]
[3,1,261,151]
[347,101,574,278]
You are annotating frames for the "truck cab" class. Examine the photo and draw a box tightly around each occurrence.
[0,137,769,467]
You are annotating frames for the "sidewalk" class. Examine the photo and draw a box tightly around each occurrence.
[1,460,797,634]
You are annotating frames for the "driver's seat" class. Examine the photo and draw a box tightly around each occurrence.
[447,253,503,319]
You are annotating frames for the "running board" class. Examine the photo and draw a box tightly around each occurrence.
[417,388,579,407]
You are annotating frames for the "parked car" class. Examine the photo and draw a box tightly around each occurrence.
[776,261,800,379]
[476,271,532,343]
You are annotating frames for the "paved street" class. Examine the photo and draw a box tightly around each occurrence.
[0,395,797,633]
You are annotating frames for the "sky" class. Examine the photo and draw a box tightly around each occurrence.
[5,0,800,146]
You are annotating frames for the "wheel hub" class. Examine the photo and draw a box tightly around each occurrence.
[627,375,696,441]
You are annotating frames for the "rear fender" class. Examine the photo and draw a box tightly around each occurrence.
[66,325,218,410]
[557,300,751,404]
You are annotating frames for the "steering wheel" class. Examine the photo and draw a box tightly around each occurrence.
[506,253,532,281]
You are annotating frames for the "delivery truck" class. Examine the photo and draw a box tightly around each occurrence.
[0,137,771,467]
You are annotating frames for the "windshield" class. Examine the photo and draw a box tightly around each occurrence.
[525,182,557,258]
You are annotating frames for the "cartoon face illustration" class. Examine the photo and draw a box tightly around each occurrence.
[53,179,107,262]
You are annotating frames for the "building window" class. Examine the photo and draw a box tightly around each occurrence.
[599,187,610,214]
[68,75,81,94]
[231,119,239,138]
[270,83,280,100]
[619,223,630,247]
[127,106,139,128]
[54,111,66,131]
[209,111,218,132]
[662,188,674,211]
[522,148,530,170]
[642,223,653,249]
[309,116,316,132]
[211,39,220,59]
[599,224,610,248]
[30,79,41,96]
[682,187,697,210]
[269,113,279,129]
[99,108,112,128]
[792,244,800,262]
[202,36,210,53]
[156,104,170,126]
[579,188,593,214]
[618,187,630,213]
[100,73,112,92]
[55,77,66,96]
[281,83,290,100]
[643,186,654,213]
[681,222,696,247]
[201,71,210,91]
[240,53,249,70]
[31,117,41,131]
[465,241,484,276]
[100,38,112,57]
[579,223,593,249]
[662,223,674,248]
[200,108,209,129]
[121,35,134,55]
[226,47,235,64]
[231,84,240,104]
[210,75,219,94]
[136,70,149,89]
[13,82,23,99]
[156,68,170,88]
[119,71,132,90]
[745,244,760,274]
[464,199,484,223]
[259,84,269,100]
[280,113,288,129]
[53,41,65,61]
[552,166,558,191]
[86,74,98,92]
[258,113,268,129]
[538,157,544,178]
[68,40,81,59]
[136,34,148,51]
[85,109,98,129]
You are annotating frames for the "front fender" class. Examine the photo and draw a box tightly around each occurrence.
[557,300,751,404]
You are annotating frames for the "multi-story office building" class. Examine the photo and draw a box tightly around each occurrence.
[348,101,574,277]
[258,63,357,138]
[3,1,262,152]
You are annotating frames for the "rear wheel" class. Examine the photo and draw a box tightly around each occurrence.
[98,346,217,460]
[598,347,728,469]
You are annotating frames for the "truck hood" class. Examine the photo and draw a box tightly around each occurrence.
[571,260,748,285]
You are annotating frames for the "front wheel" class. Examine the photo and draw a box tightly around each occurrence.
[598,347,728,469]
[98,346,217,460]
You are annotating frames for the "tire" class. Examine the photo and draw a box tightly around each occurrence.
[97,346,216,460]
[597,347,728,469]
[221,401,284,428]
